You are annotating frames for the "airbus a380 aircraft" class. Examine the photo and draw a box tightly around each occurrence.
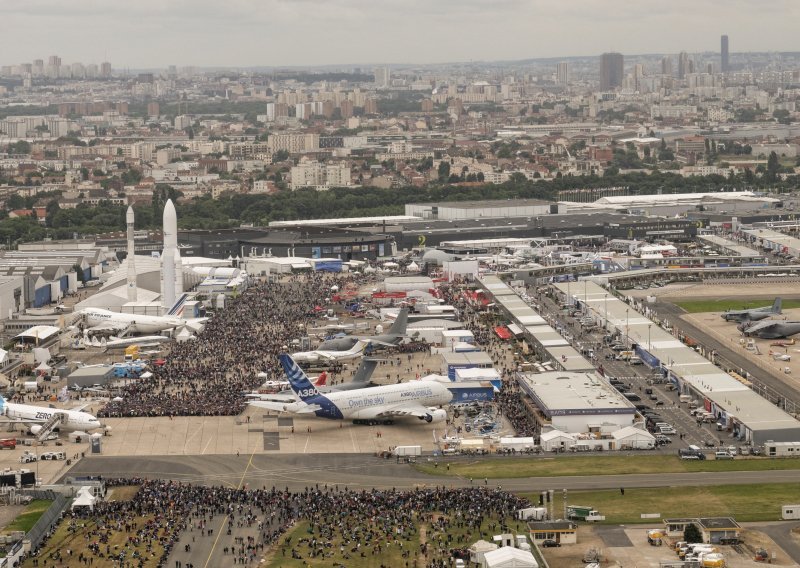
[249,354,451,425]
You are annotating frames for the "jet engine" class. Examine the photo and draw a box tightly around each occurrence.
[422,408,448,423]
[29,425,42,435]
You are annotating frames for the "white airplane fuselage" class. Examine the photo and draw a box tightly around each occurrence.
[283,381,451,421]
[3,402,103,432]
[83,308,187,335]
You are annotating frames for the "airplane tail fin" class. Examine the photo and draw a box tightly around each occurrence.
[352,358,379,385]
[387,308,409,337]
[774,297,782,314]
[314,371,328,387]
[167,293,189,317]
[279,354,320,402]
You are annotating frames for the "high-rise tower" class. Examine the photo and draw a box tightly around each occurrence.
[599,52,624,90]
[721,35,730,73]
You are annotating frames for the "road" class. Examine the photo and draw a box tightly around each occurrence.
[65,454,800,492]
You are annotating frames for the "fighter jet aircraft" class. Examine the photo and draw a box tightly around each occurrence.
[721,298,781,322]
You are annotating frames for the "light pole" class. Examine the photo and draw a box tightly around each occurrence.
[604,293,608,331]
[648,324,652,351]
[583,280,588,312]
[625,308,630,347]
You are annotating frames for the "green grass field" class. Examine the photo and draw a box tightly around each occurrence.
[673,298,800,314]
[522,483,800,524]
[3,500,51,533]
[414,455,800,479]
[265,516,530,568]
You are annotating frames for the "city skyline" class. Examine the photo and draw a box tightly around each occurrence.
[0,0,797,69]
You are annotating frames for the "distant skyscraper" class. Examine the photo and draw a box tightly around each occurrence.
[660,56,673,77]
[556,62,570,85]
[599,52,624,90]
[678,51,691,79]
[100,62,112,77]
[373,66,390,88]
[721,35,730,73]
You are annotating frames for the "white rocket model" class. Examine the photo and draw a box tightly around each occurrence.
[161,199,177,312]
[126,206,138,302]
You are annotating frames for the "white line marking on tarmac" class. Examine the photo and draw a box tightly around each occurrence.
[303,435,310,453]
[202,436,214,454]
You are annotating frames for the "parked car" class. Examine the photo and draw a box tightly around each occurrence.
[0,438,16,450]
[541,540,561,548]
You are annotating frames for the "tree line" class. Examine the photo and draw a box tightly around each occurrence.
[0,169,798,246]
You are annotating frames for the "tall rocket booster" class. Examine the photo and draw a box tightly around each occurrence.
[126,206,138,302]
[161,199,177,311]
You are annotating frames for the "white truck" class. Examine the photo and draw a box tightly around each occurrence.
[392,446,421,461]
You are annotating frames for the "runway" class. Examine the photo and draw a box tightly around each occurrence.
[64,453,800,492]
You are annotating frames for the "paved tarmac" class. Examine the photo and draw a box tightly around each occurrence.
[64,453,800,492]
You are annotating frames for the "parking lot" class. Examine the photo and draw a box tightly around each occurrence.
[540,525,797,567]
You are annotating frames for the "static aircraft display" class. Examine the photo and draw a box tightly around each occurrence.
[248,354,450,425]
[317,308,409,351]
[741,319,800,339]
[291,340,370,364]
[246,371,329,399]
[721,298,781,322]
[80,296,206,337]
[0,398,104,435]
[248,358,380,402]
[85,335,171,350]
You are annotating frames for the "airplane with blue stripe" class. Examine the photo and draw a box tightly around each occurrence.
[248,354,451,425]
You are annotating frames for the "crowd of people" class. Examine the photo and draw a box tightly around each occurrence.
[99,274,361,418]
[27,479,530,568]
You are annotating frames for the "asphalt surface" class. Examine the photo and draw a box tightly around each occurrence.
[64,454,800,492]
[750,522,800,564]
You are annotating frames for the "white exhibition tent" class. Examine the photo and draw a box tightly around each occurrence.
[483,546,538,568]
[71,487,97,511]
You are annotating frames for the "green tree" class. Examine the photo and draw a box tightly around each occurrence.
[273,150,290,162]
[6,194,25,210]
[767,151,780,182]
[437,161,450,182]
[683,523,702,544]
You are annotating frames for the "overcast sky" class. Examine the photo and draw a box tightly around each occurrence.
[2,0,797,69]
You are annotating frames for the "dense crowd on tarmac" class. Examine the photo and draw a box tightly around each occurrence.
[25,479,528,568]
[98,275,358,418]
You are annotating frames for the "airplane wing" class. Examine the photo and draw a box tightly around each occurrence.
[746,320,774,333]
[71,403,93,412]
[352,402,433,420]
[247,400,321,414]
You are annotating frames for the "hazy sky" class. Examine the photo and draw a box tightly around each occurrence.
[2,0,797,68]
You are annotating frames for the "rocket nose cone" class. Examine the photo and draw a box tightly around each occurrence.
[126,206,134,223]
[163,199,177,224]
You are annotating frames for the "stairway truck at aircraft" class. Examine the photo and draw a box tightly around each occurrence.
[0,398,104,438]
[249,354,450,425]
[80,294,206,337]
[722,298,781,322]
